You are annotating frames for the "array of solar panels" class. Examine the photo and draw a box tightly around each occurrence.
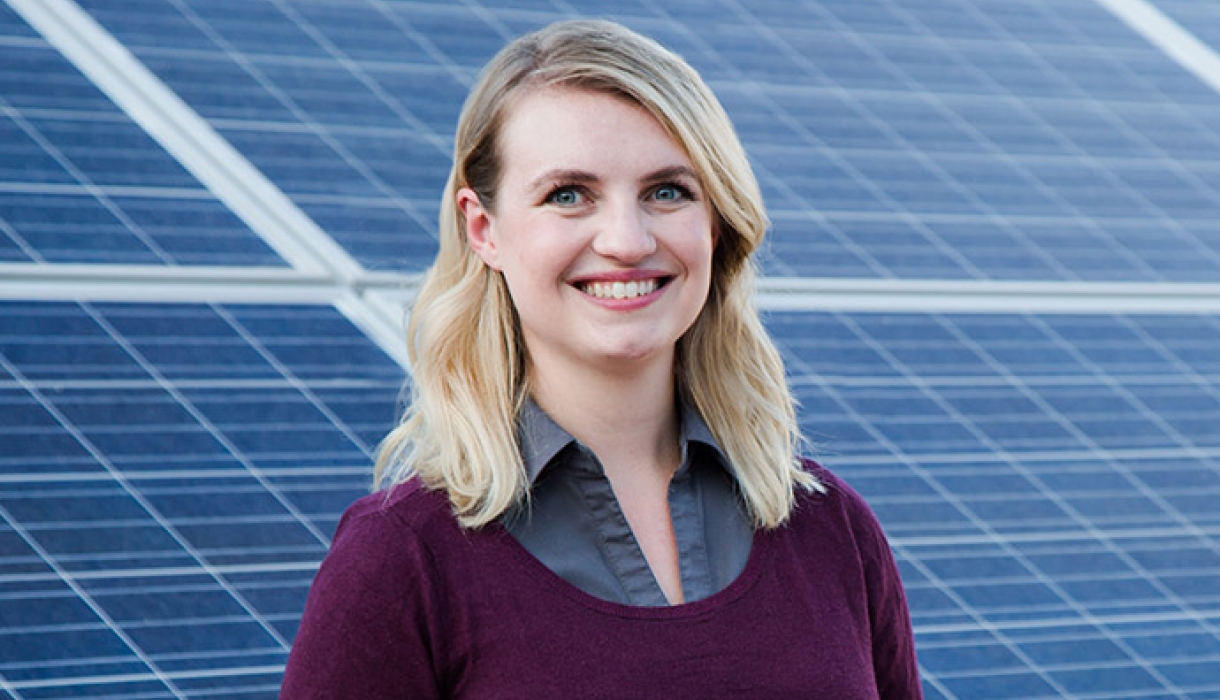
[1,0,1218,698]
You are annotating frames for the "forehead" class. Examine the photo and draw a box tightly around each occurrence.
[495,87,694,182]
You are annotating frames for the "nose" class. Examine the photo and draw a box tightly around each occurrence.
[590,198,656,263]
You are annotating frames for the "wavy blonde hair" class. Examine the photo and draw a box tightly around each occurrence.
[376,19,820,528]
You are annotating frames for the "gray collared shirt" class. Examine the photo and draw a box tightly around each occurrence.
[502,400,754,606]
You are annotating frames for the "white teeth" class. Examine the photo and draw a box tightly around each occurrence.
[580,279,659,300]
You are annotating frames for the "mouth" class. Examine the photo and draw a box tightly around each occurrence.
[576,277,669,300]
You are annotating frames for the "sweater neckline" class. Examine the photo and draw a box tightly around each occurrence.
[490,520,772,619]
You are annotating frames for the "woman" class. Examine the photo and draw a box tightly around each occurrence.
[281,19,920,699]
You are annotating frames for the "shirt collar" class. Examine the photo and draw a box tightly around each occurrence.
[517,397,729,487]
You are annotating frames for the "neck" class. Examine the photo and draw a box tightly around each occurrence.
[528,352,681,479]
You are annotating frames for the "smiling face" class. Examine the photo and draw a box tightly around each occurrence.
[460,87,716,384]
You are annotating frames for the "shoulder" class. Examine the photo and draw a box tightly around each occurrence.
[335,478,455,542]
[312,480,466,595]
[283,480,461,698]
[789,458,893,554]
[794,458,874,519]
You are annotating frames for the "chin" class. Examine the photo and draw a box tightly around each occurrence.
[595,338,675,366]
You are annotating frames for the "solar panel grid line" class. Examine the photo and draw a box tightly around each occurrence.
[0,262,346,306]
[154,0,439,230]
[891,526,1220,551]
[0,502,189,699]
[1015,317,1220,546]
[363,0,487,85]
[0,213,38,265]
[968,1,1211,116]
[78,303,405,463]
[1097,0,1220,96]
[914,607,1220,636]
[262,0,460,155]
[834,315,1202,698]
[755,277,1220,314]
[0,96,177,266]
[0,667,18,700]
[930,318,1220,621]
[946,378,1220,565]
[0,349,296,657]
[0,293,405,692]
[805,1,1220,284]
[4,663,286,693]
[839,0,1220,280]
[772,201,1219,225]
[1117,315,1220,434]
[763,26,1023,282]
[984,5,1220,273]
[5,0,359,278]
[208,304,378,462]
[794,0,1108,259]
[2,560,321,585]
[325,290,409,369]
[456,0,538,43]
[0,182,232,202]
[878,1,1220,278]
[822,447,1220,483]
[0,463,371,482]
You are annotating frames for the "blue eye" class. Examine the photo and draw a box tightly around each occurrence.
[652,184,690,202]
[546,187,583,206]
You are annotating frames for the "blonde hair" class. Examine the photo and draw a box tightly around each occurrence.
[376,19,820,528]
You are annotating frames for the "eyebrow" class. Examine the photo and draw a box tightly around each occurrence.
[527,165,700,192]
[641,165,700,186]
[528,169,599,192]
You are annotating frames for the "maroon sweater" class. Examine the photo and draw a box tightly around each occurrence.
[281,464,921,698]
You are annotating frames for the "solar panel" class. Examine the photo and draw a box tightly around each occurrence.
[1151,1,1220,51]
[71,0,469,272]
[1,301,403,698]
[771,310,1220,698]
[0,10,283,267]
[3,0,1220,697]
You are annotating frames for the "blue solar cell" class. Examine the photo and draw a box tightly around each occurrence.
[29,116,199,188]
[0,19,283,267]
[0,118,76,184]
[176,0,331,59]
[779,30,907,90]
[0,301,406,697]
[761,90,893,150]
[288,3,439,64]
[140,53,301,122]
[818,0,923,35]
[0,45,114,113]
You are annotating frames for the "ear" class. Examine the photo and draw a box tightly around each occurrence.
[458,187,501,270]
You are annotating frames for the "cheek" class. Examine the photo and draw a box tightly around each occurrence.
[497,230,577,293]
[679,222,717,274]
